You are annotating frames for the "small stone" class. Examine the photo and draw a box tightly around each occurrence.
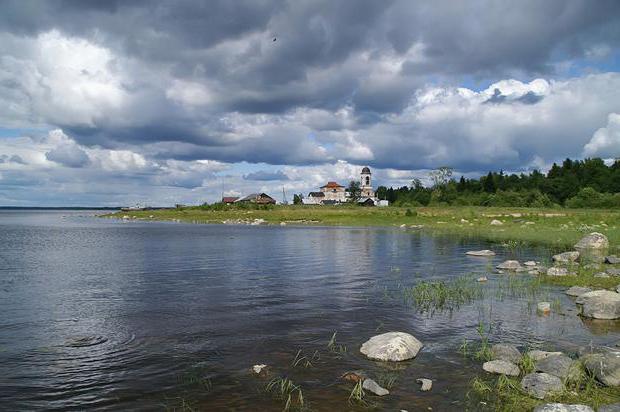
[606,256,620,265]
[483,360,520,376]
[521,372,564,399]
[538,302,551,314]
[528,350,564,361]
[253,364,267,374]
[280,222,287,226]
[524,261,538,266]
[341,370,367,383]
[533,404,594,412]
[565,286,592,297]
[490,219,503,225]
[497,260,522,270]
[466,250,496,257]
[477,276,488,282]
[529,270,540,275]
[547,267,569,276]
[416,378,432,391]
[490,344,522,363]
[362,378,389,396]
[400,224,407,228]
[595,272,611,278]
[360,332,423,362]
[552,251,580,264]
[581,351,620,386]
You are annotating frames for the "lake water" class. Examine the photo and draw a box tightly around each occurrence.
[1,210,618,411]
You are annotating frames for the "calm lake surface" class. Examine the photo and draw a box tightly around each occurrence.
[1,210,618,411]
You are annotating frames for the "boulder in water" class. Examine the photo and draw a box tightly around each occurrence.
[362,378,389,396]
[565,286,592,297]
[466,250,495,257]
[360,332,423,362]
[579,291,620,320]
[497,260,522,270]
[416,378,432,391]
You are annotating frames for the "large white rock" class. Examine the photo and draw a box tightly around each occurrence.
[360,332,423,362]
[575,232,609,250]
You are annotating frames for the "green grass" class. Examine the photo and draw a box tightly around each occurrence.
[265,376,305,412]
[402,275,485,313]
[468,366,620,411]
[105,205,620,251]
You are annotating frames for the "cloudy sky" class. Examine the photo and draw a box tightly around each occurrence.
[1,0,620,206]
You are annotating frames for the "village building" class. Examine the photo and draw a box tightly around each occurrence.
[235,193,276,204]
[303,166,386,206]
[221,196,239,204]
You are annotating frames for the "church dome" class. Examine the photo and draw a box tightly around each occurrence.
[361,166,371,174]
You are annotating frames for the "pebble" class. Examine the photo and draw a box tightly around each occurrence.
[416,378,433,391]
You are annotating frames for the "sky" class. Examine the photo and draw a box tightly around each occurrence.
[0,0,620,206]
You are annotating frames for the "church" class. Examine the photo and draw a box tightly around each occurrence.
[303,166,379,205]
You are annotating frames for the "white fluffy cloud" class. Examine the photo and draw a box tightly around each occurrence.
[584,113,620,158]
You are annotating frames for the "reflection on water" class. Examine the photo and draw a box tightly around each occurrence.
[0,210,618,411]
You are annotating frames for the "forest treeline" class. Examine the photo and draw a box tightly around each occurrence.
[376,158,620,208]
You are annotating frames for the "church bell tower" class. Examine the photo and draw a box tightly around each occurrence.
[360,166,374,198]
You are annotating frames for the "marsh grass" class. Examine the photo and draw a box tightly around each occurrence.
[326,332,347,355]
[376,371,398,390]
[291,349,319,368]
[266,376,305,412]
[163,396,198,412]
[348,380,373,408]
[402,275,485,313]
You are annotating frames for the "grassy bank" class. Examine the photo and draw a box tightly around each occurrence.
[106,205,620,252]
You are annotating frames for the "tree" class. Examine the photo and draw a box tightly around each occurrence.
[482,172,496,193]
[429,166,453,188]
[347,180,361,202]
[293,193,303,205]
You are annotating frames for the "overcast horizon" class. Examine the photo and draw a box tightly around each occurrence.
[0,1,619,206]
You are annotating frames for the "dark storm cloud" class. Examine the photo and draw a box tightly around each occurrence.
[0,0,619,173]
[243,170,289,181]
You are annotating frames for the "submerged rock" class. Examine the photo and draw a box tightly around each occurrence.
[535,354,579,380]
[533,404,594,412]
[482,360,520,376]
[581,351,620,386]
[416,378,432,391]
[466,250,495,256]
[362,378,389,396]
[497,260,522,270]
[521,372,564,399]
[575,232,609,250]
[360,332,423,362]
[490,344,521,363]
[341,370,367,383]
[552,251,580,264]
[252,364,267,374]
[565,286,592,297]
